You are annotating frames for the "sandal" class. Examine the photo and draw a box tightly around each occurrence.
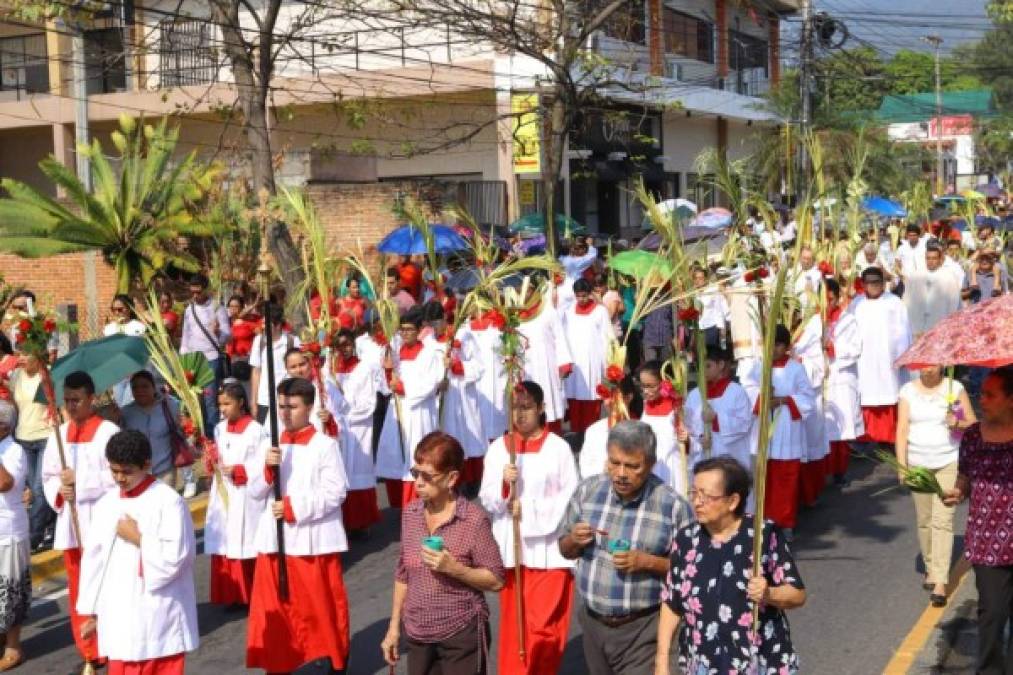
[930,593,947,608]
[0,649,23,672]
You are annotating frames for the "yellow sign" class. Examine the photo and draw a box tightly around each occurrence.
[512,93,541,174]
[518,181,536,206]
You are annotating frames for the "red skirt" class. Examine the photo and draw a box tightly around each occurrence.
[764,459,802,529]
[209,555,256,606]
[65,548,103,663]
[384,479,418,510]
[565,399,602,434]
[546,420,563,435]
[828,441,852,476]
[342,488,381,530]
[498,567,574,675]
[461,456,485,484]
[108,654,184,675]
[799,457,826,507]
[860,405,897,444]
[246,553,350,672]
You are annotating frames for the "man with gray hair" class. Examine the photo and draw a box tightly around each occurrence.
[558,420,692,674]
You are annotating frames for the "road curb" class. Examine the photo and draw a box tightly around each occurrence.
[30,495,209,586]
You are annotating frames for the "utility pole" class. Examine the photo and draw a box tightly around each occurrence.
[797,0,813,203]
[923,35,944,196]
[72,24,100,338]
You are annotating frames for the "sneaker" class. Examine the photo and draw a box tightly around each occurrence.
[182,481,197,499]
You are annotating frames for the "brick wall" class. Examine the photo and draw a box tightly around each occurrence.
[0,251,118,339]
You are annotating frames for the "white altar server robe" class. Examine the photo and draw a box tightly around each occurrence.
[206,416,268,559]
[517,298,573,423]
[375,342,442,481]
[562,303,615,401]
[852,292,912,406]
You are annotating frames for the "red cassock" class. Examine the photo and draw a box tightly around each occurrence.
[341,488,381,530]
[209,556,256,606]
[764,459,802,529]
[799,457,827,507]
[108,654,184,675]
[246,553,350,672]
[498,568,574,675]
[860,405,897,444]
[827,440,852,477]
[461,456,485,484]
[65,547,103,663]
[384,479,418,510]
[565,399,602,435]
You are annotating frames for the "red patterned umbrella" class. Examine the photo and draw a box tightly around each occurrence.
[896,294,1013,370]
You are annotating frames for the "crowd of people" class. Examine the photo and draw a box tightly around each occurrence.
[0,204,1008,675]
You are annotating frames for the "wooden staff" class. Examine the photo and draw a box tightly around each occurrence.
[259,258,289,601]
[38,365,83,549]
[504,375,526,663]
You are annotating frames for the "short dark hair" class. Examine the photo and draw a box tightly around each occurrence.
[277,377,315,405]
[335,328,356,344]
[129,370,156,387]
[227,294,245,307]
[774,324,792,347]
[925,241,943,255]
[905,223,922,235]
[218,381,252,415]
[414,431,465,474]
[573,278,593,294]
[860,266,885,283]
[284,347,306,363]
[824,277,841,297]
[14,290,36,303]
[638,360,664,381]
[106,429,152,467]
[705,345,733,364]
[400,306,424,328]
[189,273,209,288]
[386,266,400,280]
[422,300,445,323]
[694,456,751,517]
[64,371,95,395]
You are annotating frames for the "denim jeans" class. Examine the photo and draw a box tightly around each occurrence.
[19,437,54,546]
[200,356,227,437]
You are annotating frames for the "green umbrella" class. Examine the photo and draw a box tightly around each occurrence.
[508,212,585,237]
[608,250,673,280]
[36,334,150,404]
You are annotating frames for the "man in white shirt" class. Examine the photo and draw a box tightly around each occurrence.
[896,224,929,276]
[902,242,963,339]
[249,306,300,425]
[180,274,231,434]
[792,246,823,311]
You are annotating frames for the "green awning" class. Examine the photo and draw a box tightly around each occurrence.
[876,89,997,123]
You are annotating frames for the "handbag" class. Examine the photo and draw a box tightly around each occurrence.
[189,302,232,378]
[161,398,197,468]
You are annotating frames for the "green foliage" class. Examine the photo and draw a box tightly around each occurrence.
[976,114,1013,173]
[0,115,222,294]
[954,5,1013,110]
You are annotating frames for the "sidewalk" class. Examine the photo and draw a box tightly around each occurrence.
[30,494,209,586]
[908,563,979,674]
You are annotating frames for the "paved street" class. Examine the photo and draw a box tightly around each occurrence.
[21,452,969,674]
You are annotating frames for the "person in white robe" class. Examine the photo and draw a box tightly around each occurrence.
[792,247,824,312]
[821,278,864,483]
[794,313,831,506]
[478,380,578,675]
[245,377,351,673]
[739,326,816,536]
[902,243,964,340]
[852,266,913,445]
[517,285,573,431]
[556,238,598,313]
[682,347,752,472]
[76,429,198,673]
[637,362,688,497]
[282,347,341,438]
[376,308,443,509]
[562,279,615,435]
[206,381,268,606]
[896,224,930,276]
[330,329,382,532]
[724,270,765,380]
[470,308,508,440]
[693,267,730,347]
[578,377,639,479]
[41,371,119,667]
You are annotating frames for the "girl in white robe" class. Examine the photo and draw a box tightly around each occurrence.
[823,279,865,481]
[637,362,688,497]
[517,288,573,431]
[470,309,507,440]
[562,279,615,434]
[682,348,753,472]
[794,313,831,505]
[207,382,268,606]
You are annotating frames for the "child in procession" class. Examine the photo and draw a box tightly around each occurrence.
[682,346,753,471]
[76,430,199,675]
[245,377,351,673]
[206,381,268,606]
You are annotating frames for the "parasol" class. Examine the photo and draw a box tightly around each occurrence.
[36,334,149,404]
[974,183,1005,199]
[689,207,733,229]
[861,196,907,218]
[507,212,585,237]
[607,250,673,280]
[377,224,469,255]
[895,294,1013,370]
[641,198,697,229]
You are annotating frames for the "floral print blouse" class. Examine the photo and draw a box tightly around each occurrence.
[663,519,804,674]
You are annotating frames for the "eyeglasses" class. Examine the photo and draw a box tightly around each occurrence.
[10,304,27,312]
[409,466,445,483]
[111,306,128,313]
[688,489,728,505]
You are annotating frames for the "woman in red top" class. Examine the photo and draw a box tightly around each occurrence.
[158,291,180,344]
[337,276,368,331]
[226,295,260,360]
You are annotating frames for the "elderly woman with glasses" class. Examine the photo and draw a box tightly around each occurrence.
[381,432,504,675]
[656,457,806,675]
[0,401,30,671]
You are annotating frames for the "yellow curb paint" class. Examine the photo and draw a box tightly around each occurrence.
[31,494,209,586]
[882,557,972,675]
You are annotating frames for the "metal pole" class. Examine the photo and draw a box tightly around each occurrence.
[73,25,100,337]
[798,0,813,203]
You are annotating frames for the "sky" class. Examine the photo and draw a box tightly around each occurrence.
[788,0,993,57]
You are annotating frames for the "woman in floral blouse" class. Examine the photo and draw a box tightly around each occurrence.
[655,457,806,675]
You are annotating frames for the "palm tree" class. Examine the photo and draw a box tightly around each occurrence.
[0,115,221,293]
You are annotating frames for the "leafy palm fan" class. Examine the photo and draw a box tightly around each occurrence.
[695,147,750,226]
[901,182,933,227]
[0,115,222,293]
[179,352,216,391]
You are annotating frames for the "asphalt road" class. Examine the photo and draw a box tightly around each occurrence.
[21,451,965,674]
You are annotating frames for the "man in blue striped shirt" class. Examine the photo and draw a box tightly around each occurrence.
[558,420,693,674]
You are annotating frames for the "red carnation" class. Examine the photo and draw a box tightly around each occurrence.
[757,267,770,279]
[43,318,57,333]
[181,417,196,437]
[17,319,31,333]
[605,364,624,382]
[488,311,506,330]
[595,383,613,400]
[678,307,700,323]
[14,333,25,345]
[184,370,195,384]
[744,271,756,283]
[304,342,322,356]
[817,261,833,276]
[659,380,675,400]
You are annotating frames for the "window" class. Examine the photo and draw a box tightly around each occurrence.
[84,28,127,94]
[0,33,50,98]
[159,19,218,87]
[599,0,646,44]
[663,9,713,63]
[729,31,768,74]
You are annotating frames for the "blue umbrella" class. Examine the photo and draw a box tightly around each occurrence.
[976,215,1002,229]
[861,196,907,218]
[377,224,469,255]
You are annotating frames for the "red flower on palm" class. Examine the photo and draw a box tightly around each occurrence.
[605,365,624,383]
[17,319,31,333]
[595,383,613,400]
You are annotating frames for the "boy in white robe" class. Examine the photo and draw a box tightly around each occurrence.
[283,347,340,438]
[794,313,831,505]
[562,279,615,436]
[902,243,963,339]
[376,307,443,508]
[246,377,351,673]
[77,429,198,674]
[740,326,816,538]
[41,371,119,669]
[207,381,268,606]
[637,362,688,497]
[822,278,865,484]
[683,346,752,471]
[578,377,639,479]
[331,329,382,532]
[517,286,574,433]
[470,308,507,440]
